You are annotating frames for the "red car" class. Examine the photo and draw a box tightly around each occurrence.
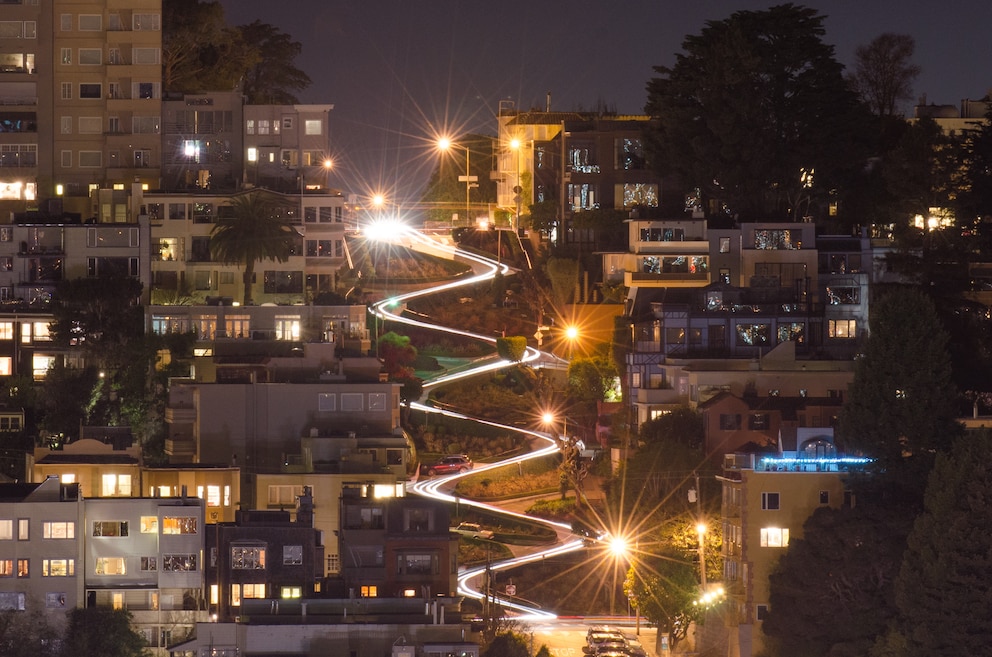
[421,454,473,476]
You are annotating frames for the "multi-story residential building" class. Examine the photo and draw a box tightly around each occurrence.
[716,440,871,657]
[143,186,349,305]
[243,104,334,194]
[0,0,46,217]
[206,487,322,622]
[83,494,206,653]
[254,473,406,578]
[161,91,243,192]
[33,438,141,497]
[0,477,83,625]
[494,103,680,249]
[50,0,164,215]
[338,489,458,600]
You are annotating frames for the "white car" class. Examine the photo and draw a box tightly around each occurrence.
[452,522,494,539]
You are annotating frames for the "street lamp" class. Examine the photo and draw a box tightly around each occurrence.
[437,137,477,226]
[510,138,523,233]
[696,522,707,589]
[542,411,567,441]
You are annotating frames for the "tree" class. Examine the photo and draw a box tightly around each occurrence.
[481,632,530,657]
[892,431,992,657]
[162,0,254,93]
[421,135,496,224]
[210,191,297,306]
[62,608,150,657]
[495,336,527,362]
[0,602,62,657]
[625,546,701,652]
[49,275,144,358]
[377,331,417,380]
[638,406,703,450]
[956,107,992,227]
[237,21,311,104]
[837,285,960,469]
[644,4,871,221]
[762,503,913,657]
[848,33,921,118]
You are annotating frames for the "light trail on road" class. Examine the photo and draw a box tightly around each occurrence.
[366,221,588,619]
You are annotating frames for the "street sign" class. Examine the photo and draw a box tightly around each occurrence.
[457,175,478,182]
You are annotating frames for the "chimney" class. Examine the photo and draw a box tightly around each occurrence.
[546,91,552,112]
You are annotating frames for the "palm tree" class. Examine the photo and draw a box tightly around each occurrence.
[210,191,297,306]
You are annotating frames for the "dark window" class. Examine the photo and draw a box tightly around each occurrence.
[761,492,780,510]
[756,604,770,621]
[719,414,741,430]
[263,271,303,294]
[79,83,101,99]
[819,490,830,505]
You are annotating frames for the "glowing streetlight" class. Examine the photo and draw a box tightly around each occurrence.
[541,411,567,441]
[437,136,476,226]
[696,522,707,589]
[608,534,629,559]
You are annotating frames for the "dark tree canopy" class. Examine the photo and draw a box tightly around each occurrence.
[644,4,871,221]
[163,0,254,93]
[847,33,921,118]
[62,608,150,657]
[163,1,310,103]
[894,432,992,657]
[50,275,144,357]
[237,20,311,104]
[837,285,960,468]
[638,406,703,450]
[763,503,913,657]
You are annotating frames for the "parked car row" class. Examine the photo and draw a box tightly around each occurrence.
[585,626,647,657]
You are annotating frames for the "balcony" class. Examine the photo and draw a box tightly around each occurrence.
[165,436,195,458]
[632,386,680,405]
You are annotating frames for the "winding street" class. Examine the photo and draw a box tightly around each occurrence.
[366,222,587,622]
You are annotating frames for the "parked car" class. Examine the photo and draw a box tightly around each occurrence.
[451,522,494,539]
[421,454,473,476]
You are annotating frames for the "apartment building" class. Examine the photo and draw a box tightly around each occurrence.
[83,495,206,653]
[206,487,323,622]
[0,477,83,626]
[50,0,164,215]
[0,0,46,218]
[717,442,871,657]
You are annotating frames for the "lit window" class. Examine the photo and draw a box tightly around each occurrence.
[101,474,132,496]
[304,120,321,135]
[230,584,241,607]
[360,585,378,597]
[17,559,28,577]
[42,522,74,539]
[206,485,221,507]
[42,559,74,577]
[760,527,789,548]
[92,521,129,537]
[0,520,10,540]
[60,474,76,484]
[244,584,265,599]
[0,560,11,576]
[162,517,197,535]
[223,486,231,507]
[95,557,126,575]
[828,319,857,339]
[17,519,27,540]
[210,585,218,605]
[231,546,265,569]
[280,586,302,599]
[0,323,13,340]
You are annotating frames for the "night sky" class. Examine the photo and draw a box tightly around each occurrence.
[217,0,992,201]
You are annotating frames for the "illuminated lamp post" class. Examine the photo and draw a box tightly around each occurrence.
[437,137,476,227]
